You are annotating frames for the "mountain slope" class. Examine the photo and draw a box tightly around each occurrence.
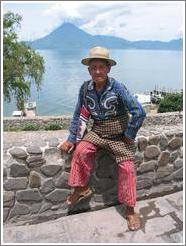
[28,22,183,50]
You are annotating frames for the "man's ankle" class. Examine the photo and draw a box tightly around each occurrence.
[126,206,135,215]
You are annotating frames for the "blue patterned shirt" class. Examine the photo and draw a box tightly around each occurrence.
[67,77,146,143]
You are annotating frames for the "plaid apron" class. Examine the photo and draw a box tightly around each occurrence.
[83,114,135,163]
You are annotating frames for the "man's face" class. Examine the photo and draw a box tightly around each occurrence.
[88,59,111,83]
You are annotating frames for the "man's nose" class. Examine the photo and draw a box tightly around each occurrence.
[95,68,101,73]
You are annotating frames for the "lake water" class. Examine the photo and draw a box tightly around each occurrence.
[3,48,183,117]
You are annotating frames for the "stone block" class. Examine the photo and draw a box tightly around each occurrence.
[40,178,55,194]
[156,164,174,178]
[40,165,62,177]
[55,172,70,188]
[4,177,28,190]
[9,148,27,159]
[172,168,183,181]
[174,159,183,169]
[3,208,9,222]
[159,135,168,150]
[3,168,7,177]
[137,179,153,190]
[45,189,70,203]
[29,171,41,188]
[26,155,46,168]
[134,151,144,166]
[16,189,43,202]
[158,151,170,166]
[148,135,160,145]
[26,145,42,155]
[170,151,179,163]
[3,191,15,207]
[137,160,157,173]
[168,137,182,150]
[9,203,30,218]
[144,145,160,159]
[137,137,148,151]
[10,163,29,177]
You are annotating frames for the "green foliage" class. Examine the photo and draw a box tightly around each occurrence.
[158,93,183,113]
[3,11,45,111]
[44,123,62,131]
[21,124,40,131]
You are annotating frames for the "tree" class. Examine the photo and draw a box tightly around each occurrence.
[157,93,183,113]
[3,11,45,112]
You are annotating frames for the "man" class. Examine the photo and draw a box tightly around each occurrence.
[58,46,146,231]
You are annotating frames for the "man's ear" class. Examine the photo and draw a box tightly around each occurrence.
[88,67,91,75]
[107,64,111,73]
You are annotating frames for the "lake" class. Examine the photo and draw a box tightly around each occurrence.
[3,48,183,117]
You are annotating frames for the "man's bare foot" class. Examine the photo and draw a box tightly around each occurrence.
[125,206,141,231]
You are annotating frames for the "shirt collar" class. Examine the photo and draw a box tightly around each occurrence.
[87,77,115,91]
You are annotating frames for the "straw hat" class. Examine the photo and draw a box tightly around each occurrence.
[81,46,117,66]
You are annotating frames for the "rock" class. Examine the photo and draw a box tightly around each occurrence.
[137,137,148,151]
[3,208,9,222]
[9,148,27,159]
[159,135,168,150]
[30,203,42,214]
[3,168,7,178]
[10,163,29,177]
[29,171,41,188]
[3,191,15,207]
[40,165,62,177]
[26,146,42,155]
[174,159,183,169]
[179,147,183,158]
[170,151,179,163]
[168,138,182,150]
[4,177,28,190]
[9,203,30,218]
[148,135,160,145]
[55,172,70,188]
[39,202,53,213]
[45,189,70,203]
[158,151,170,166]
[172,168,183,180]
[48,138,59,147]
[134,151,144,166]
[40,178,55,194]
[156,164,174,178]
[16,189,43,202]
[144,145,160,159]
[137,160,157,173]
[26,155,46,168]
[137,179,153,190]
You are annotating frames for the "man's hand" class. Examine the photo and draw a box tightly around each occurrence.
[123,136,134,145]
[57,141,75,153]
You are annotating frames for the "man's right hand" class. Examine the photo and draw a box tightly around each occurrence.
[57,141,75,153]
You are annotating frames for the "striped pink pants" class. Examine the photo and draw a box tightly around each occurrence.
[68,141,136,207]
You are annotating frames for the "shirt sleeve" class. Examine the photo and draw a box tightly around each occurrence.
[116,82,146,140]
[67,85,84,143]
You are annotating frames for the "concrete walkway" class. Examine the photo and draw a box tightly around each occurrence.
[3,191,184,244]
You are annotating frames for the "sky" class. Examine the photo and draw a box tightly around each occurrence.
[2,1,185,42]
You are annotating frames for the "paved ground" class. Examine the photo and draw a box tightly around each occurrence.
[3,191,184,244]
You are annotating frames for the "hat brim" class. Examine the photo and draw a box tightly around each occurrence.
[81,57,117,66]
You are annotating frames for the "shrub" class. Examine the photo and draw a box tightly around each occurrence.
[158,93,183,113]
[44,123,62,131]
[22,124,40,131]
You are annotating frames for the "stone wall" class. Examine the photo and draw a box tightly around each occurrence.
[3,119,183,225]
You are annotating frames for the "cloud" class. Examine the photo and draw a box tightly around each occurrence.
[2,1,184,41]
